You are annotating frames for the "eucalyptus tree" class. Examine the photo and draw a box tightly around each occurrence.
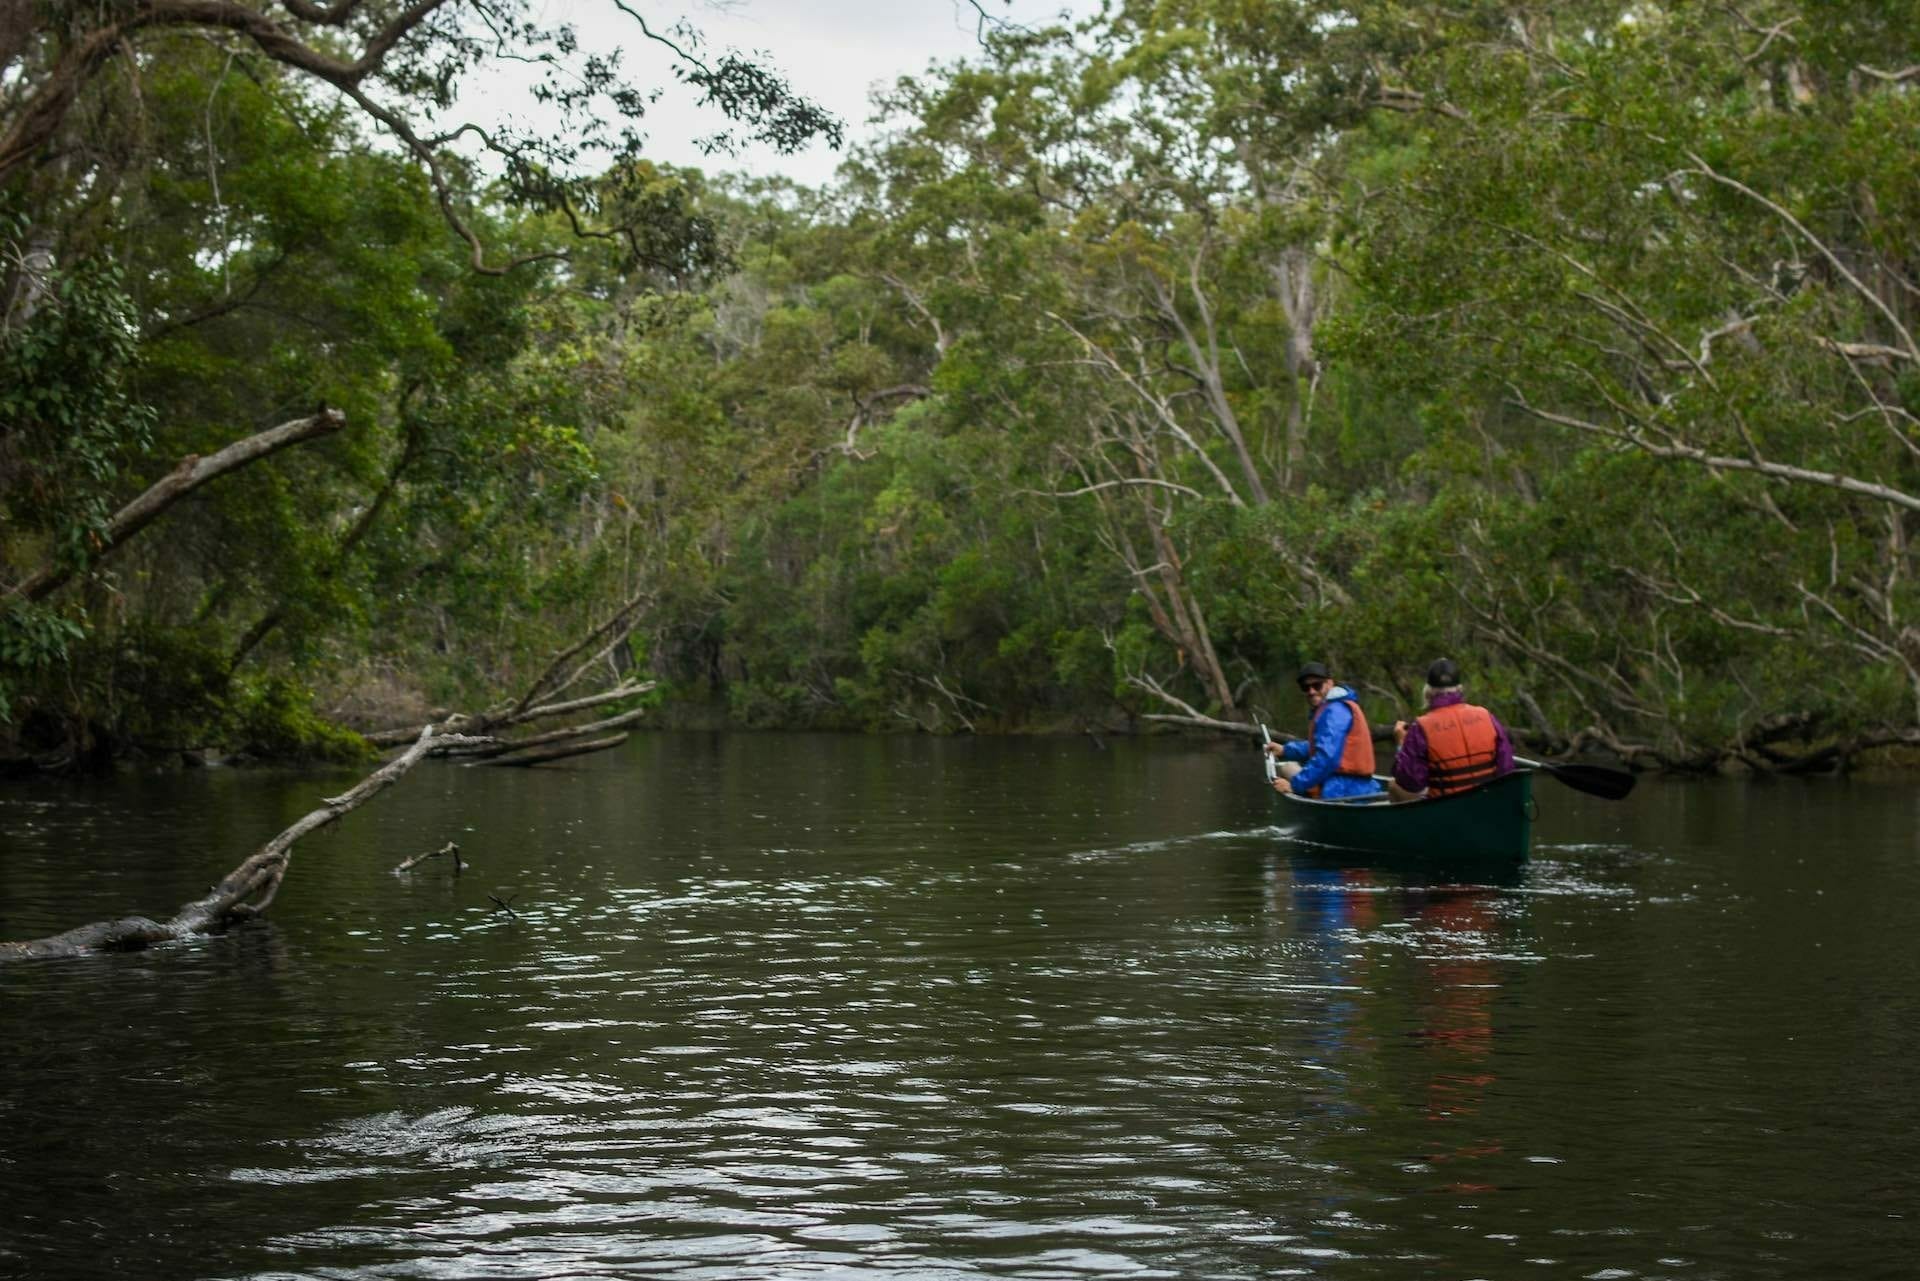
[0,2,841,765]
[2,44,597,756]
[1331,0,1920,765]
[836,9,1420,727]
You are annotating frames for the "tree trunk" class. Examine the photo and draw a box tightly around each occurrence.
[1144,519,1237,715]
[0,225,54,331]
[1153,255,1270,505]
[1271,247,1319,493]
[0,724,482,960]
[479,733,629,767]
[448,704,652,759]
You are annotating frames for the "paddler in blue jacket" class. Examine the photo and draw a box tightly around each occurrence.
[1264,662,1385,800]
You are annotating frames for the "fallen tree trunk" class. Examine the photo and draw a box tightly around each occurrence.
[446,704,652,760]
[0,725,482,960]
[362,680,656,748]
[506,588,654,720]
[478,732,630,767]
[1140,711,1262,736]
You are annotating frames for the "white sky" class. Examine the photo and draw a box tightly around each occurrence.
[479,0,1101,186]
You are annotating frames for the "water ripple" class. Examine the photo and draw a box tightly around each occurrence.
[3,742,1917,1280]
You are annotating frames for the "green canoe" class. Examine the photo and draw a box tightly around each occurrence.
[1274,769,1534,863]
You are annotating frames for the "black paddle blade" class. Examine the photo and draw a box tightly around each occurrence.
[1540,761,1636,800]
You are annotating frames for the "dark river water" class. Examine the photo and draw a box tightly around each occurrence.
[2,733,1917,1280]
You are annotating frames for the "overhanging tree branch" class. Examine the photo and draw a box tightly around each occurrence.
[2,1,840,270]
[4,409,348,604]
[1679,153,1920,364]
[1504,392,1920,513]
[1048,310,1246,507]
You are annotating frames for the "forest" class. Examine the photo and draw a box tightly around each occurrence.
[4,0,1919,777]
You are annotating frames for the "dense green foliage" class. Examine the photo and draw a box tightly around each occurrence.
[4,1,1917,771]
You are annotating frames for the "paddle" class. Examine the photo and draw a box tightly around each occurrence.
[1514,755,1637,801]
[1259,722,1279,786]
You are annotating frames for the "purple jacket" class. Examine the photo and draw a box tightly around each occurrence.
[1392,690,1514,793]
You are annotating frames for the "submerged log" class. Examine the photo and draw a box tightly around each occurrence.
[393,840,462,875]
[478,732,629,767]
[0,726,484,960]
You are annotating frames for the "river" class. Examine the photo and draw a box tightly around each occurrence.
[2,733,1916,1279]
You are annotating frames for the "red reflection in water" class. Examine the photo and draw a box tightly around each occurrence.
[1414,891,1503,1191]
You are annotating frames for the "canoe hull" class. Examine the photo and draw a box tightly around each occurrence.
[1274,770,1533,863]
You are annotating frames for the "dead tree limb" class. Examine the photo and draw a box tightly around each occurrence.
[1125,671,1259,735]
[479,732,629,767]
[1140,711,1264,736]
[505,682,657,726]
[364,720,455,748]
[1,725,483,960]
[508,589,653,719]
[393,840,461,874]
[363,680,656,747]
[449,704,651,760]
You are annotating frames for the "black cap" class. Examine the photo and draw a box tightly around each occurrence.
[1426,658,1462,688]
[1296,661,1330,689]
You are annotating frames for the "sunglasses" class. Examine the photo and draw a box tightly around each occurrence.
[1299,679,1328,693]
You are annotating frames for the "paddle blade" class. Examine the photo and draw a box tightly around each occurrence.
[1540,761,1636,800]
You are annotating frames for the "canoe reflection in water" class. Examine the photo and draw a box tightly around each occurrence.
[1410,888,1503,1193]
[1285,863,1512,1198]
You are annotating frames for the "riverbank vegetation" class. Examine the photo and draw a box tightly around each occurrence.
[4,1,1917,775]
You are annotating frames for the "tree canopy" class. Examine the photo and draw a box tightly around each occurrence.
[4,0,1917,774]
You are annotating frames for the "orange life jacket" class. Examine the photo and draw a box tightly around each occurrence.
[1417,701,1500,797]
[1304,697,1376,797]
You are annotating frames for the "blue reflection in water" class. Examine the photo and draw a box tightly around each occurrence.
[1288,862,1374,1076]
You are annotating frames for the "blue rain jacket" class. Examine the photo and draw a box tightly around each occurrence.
[1277,685,1384,800]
